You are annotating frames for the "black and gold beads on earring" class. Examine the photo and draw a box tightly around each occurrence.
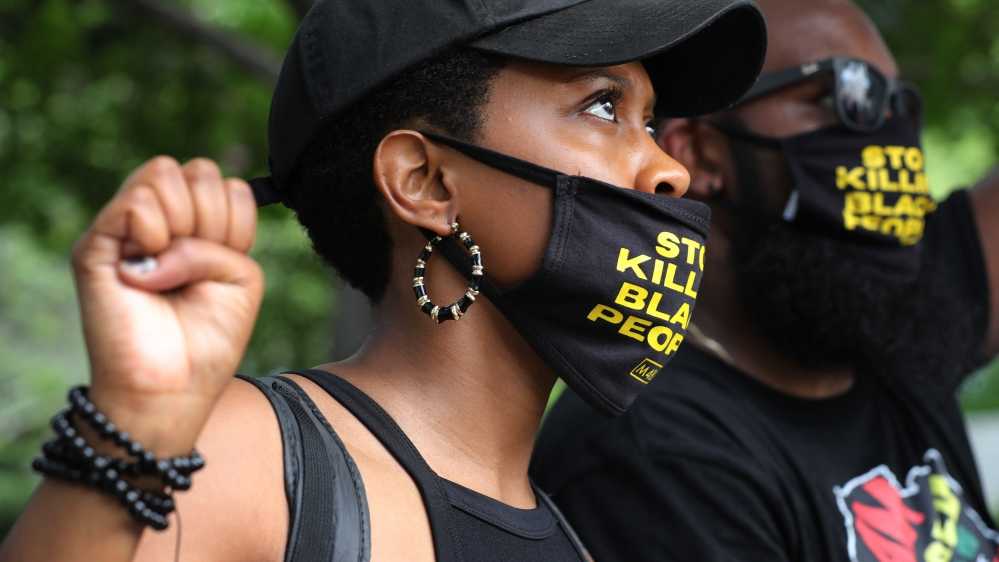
[413,221,483,324]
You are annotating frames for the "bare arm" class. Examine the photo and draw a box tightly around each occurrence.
[2,379,287,562]
[0,157,276,561]
[970,166,999,358]
[3,480,144,560]
[131,379,287,561]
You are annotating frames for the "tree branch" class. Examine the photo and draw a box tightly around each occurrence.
[114,0,281,82]
[287,0,315,20]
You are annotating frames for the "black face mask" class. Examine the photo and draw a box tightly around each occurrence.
[721,115,936,278]
[421,132,710,416]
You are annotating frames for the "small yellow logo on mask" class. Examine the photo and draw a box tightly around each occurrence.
[629,358,663,384]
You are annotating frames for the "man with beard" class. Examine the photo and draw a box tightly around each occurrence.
[530,0,999,560]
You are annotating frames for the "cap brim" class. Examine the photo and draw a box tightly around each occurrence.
[470,0,766,117]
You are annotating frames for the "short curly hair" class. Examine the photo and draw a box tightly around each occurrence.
[286,48,505,301]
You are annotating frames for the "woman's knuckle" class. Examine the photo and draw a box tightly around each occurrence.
[130,185,157,206]
[227,179,254,204]
[146,155,180,177]
[173,237,197,257]
[225,177,250,191]
[186,158,221,180]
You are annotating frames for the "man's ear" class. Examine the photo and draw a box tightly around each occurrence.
[657,118,728,202]
[373,130,457,237]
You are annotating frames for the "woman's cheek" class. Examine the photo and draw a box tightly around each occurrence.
[460,181,553,289]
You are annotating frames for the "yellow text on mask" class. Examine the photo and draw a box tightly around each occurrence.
[836,145,930,194]
[614,232,704,298]
[843,192,937,246]
[836,144,936,245]
[585,282,692,356]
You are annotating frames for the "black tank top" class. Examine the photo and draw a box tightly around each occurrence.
[241,370,589,562]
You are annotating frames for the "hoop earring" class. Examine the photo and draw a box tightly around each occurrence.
[413,221,483,324]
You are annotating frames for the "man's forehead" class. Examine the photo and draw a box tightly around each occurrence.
[758,0,898,78]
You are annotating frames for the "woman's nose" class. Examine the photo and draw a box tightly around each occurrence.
[633,136,690,198]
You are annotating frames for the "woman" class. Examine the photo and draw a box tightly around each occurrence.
[1,0,765,560]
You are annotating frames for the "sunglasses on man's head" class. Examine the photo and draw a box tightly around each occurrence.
[736,57,922,133]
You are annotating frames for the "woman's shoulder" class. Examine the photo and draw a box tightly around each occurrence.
[281,372,437,562]
[133,377,288,562]
[273,372,388,467]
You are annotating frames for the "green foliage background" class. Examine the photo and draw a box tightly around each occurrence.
[0,0,996,536]
[861,0,999,411]
[0,0,329,533]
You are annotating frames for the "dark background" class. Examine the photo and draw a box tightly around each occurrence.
[0,0,996,534]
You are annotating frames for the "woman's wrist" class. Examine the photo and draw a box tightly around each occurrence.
[32,385,208,531]
[86,384,214,457]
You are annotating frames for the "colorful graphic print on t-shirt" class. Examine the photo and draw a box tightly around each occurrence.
[835,449,998,562]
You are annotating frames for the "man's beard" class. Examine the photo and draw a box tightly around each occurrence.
[727,149,976,383]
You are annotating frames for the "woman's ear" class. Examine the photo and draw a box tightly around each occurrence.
[657,118,729,202]
[373,130,457,237]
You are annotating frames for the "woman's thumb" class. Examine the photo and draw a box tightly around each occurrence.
[117,237,262,294]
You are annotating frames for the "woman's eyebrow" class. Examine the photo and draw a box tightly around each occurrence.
[566,69,631,88]
[565,69,657,113]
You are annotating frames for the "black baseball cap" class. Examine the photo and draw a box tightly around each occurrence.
[251,0,767,206]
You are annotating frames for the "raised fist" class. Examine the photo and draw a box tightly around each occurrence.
[70,156,264,455]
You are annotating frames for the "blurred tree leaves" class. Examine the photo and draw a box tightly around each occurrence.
[855,0,999,410]
[0,0,334,533]
[0,0,289,244]
[0,0,337,369]
[860,0,999,172]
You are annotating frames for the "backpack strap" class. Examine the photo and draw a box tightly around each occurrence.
[290,369,464,562]
[532,483,593,562]
[239,375,371,562]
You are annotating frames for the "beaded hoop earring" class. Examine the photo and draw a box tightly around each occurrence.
[413,221,483,324]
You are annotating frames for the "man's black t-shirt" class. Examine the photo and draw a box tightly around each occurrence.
[531,190,998,562]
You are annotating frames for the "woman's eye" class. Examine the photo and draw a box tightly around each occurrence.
[584,97,617,122]
[645,123,657,138]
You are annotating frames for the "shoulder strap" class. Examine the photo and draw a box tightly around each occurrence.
[289,369,463,562]
[239,374,371,562]
[532,482,592,562]
[238,375,301,529]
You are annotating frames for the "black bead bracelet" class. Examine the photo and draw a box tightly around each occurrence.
[32,386,206,530]
[66,387,203,489]
[32,454,172,530]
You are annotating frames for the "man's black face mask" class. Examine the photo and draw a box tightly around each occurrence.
[720,58,936,281]
[719,114,937,281]
[724,134,974,381]
[704,63,976,380]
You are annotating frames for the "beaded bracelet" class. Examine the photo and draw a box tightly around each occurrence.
[67,387,203,489]
[33,454,172,530]
[32,386,206,530]
[41,437,178,514]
